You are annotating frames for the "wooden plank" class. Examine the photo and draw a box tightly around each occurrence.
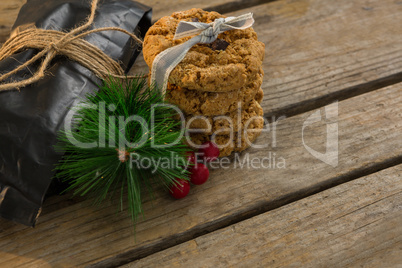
[234,0,402,116]
[0,0,254,43]
[125,165,402,268]
[0,81,401,267]
[0,0,25,43]
[144,0,269,21]
[130,0,402,117]
[0,0,401,267]
[3,0,402,117]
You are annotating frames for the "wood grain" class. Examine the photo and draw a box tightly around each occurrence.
[244,0,402,117]
[126,165,402,268]
[0,81,400,267]
[0,0,25,43]
[130,0,402,118]
[0,0,401,267]
[138,0,262,21]
[0,0,256,43]
[3,0,402,117]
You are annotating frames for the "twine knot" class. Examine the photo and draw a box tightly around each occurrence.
[0,0,144,92]
[50,43,61,53]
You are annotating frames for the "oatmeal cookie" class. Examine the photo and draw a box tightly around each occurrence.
[143,8,265,92]
[186,99,264,135]
[165,72,263,116]
[255,87,264,104]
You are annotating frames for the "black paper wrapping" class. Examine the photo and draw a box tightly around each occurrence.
[0,0,152,226]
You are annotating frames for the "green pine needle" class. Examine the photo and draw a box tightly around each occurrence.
[55,77,191,224]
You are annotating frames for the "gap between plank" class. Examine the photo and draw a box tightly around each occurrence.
[149,0,278,23]
[90,154,402,268]
[264,71,402,119]
[204,0,277,14]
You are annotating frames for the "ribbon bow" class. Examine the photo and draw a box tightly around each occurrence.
[150,13,255,93]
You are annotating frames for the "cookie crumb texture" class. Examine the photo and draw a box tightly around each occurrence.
[209,39,230,51]
[143,8,265,92]
[185,98,264,157]
[186,99,264,135]
[166,72,263,116]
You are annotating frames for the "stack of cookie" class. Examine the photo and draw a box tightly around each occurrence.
[143,8,265,156]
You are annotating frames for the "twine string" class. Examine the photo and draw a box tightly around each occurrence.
[0,0,144,92]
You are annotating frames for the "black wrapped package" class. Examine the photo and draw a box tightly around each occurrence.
[0,0,152,226]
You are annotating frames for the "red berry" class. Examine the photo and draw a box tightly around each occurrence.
[190,163,210,185]
[199,141,220,162]
[169,179,190,199]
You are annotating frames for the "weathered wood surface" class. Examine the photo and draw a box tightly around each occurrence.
[130,0,402,117]
[0,0,25,42]
[2,0,402,117]
[0,82,400,267]
[0,0,261,42]
[126,165,402,268]
[0,0,401,267]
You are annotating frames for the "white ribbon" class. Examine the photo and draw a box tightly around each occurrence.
[150,13,255,93]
